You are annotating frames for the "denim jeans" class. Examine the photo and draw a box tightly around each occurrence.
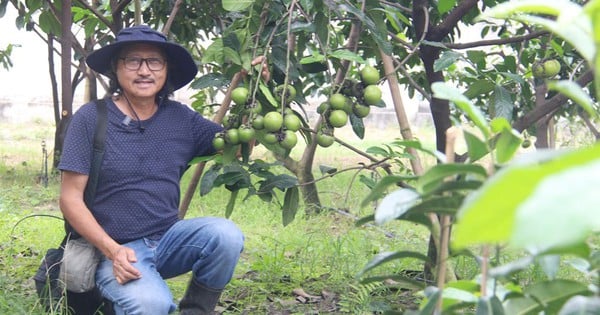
[95,217,244,315]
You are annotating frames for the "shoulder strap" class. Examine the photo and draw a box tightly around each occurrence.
[65,98,107,240]
[83,98,108,206]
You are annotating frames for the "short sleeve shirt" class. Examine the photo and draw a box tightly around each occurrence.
[58,98,223,243]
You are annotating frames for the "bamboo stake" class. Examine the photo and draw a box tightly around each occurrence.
[178,73,243,218]
[380,52,442,250]
[435,126,458,314]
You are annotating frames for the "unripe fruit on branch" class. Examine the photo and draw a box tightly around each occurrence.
[231,87,249,105]
[263,111,284,132]
[328,109,348,128]
[225,128,240,145]
[329,93,347,110]
[212,134,225,150]
[238,125,255,143]
[284,114,302,132]
[532,59,561,78]
[279,130,298,150]
[316,132,335,147]
[360,65,380,85]
[363,85,382,105]
[353,104,371,118]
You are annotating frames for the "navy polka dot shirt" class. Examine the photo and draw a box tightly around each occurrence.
[59,98,223,243]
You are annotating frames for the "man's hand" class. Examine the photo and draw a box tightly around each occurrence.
[249,56,271,82]
[111,245,141,284]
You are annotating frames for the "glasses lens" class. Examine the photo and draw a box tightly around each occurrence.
[122,57,165,71]
[146,58,165,71]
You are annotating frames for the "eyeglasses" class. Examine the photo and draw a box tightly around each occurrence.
[119,57,166,71]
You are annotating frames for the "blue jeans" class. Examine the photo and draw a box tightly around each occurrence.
[95,217,244,315]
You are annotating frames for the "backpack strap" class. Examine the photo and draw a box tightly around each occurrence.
[83,98,108,206]
[65,98,108,240]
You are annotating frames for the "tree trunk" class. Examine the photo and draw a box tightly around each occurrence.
[53,2,73,169]
[297,165,321,216]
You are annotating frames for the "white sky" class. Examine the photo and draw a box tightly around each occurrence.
[0,10,60,100]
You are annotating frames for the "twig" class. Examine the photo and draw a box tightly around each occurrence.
[163,0,183,35]
[298,158,391,186]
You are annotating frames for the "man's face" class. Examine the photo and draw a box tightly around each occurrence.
[116,43,167,99]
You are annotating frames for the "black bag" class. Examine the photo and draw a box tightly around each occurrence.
[33,99,114,314]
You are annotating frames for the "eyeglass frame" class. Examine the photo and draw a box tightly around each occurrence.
[119,56,167,71]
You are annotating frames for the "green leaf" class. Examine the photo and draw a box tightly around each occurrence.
[340,3,393,55]
[559,295,600,315]
[355,214,374,227]
[258,174,298,193]
[407,195,465,216]
[349,113,365,139]
[360,274,426,290]
[464,80,495,99]
[189,155,217,165]
[494,126,522,164]
[464,130,490,162]
[477,0,581,20]
[38,10,61,36]
[300,54,327,64]
[258,82,278,108]
[222,0,253,12]
[434,50,462,72]
[329,49,365,63]
[478,1,594,63]
[547,80,598,119]
[490,85,514,121]
[319,165,337,175]
[357,250,430,277]
[504,280,590,315]
[282,187,299,226]
[191,73,230,90]
[361,175,417,207]
[476,296,505,315]
[466,50,487,69]
[431,82,491,139]
[225,190,239,218]
[202,39,224,64]
[438,0,457,14]
[374,188,420,225]
[199,164,221,196]
[421,287,442,315]
[453,144,600,251]
[0,0,8,18]
[215,163,251,189]
[416,163,487,195]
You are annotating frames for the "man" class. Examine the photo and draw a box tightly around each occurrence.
[59,25,263,314]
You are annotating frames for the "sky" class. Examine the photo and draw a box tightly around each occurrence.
[0,11,59,100]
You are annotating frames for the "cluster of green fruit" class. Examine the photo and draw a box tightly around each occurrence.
[314,65,382,147]
[212,84,304,151]
[211,65,383,152]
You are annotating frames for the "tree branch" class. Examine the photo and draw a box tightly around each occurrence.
[445,30,549,49]
[431,0,478,41]
[513,69,595,132]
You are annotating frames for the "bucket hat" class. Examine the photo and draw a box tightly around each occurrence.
[86,25,197,91]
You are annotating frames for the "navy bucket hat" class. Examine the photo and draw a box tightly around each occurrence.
[86,25,197,91]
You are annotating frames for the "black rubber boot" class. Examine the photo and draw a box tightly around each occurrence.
[179,279,222,315]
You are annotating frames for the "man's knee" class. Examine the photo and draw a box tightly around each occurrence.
[113,292,175,315]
